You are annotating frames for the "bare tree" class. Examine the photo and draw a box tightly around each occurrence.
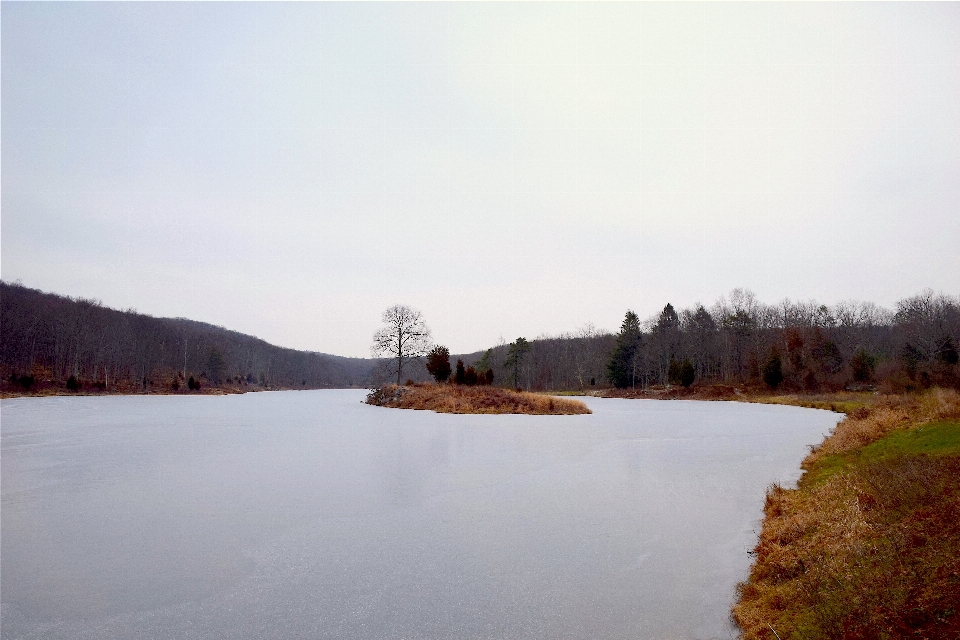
[371,304,433,385]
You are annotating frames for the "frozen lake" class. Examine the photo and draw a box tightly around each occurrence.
[1,390,839,639]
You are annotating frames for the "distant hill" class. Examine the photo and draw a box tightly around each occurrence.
[0,281,376,392]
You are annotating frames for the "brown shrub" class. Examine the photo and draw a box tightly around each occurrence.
[366,383,591,415]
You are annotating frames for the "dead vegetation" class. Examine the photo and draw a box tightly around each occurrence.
[366,383,591,415]
[733,388,960,639]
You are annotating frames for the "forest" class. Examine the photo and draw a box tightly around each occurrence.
[2,280,958,395]
[453,288,960,394]
[0,281,373,393]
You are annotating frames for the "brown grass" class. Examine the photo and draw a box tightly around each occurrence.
[732,388,960,639]
[764,388,960,463]
[366,383,591,415]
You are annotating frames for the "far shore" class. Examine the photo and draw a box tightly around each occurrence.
[0,385,366,400]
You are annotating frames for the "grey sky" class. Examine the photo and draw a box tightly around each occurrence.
[2,3,958,358]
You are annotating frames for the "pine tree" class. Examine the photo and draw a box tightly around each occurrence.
[607,311,641,388]
[504,338,531,389]
[425,346,452,382]
[762,348,784,389]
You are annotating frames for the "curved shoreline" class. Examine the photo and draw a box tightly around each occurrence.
[732,388,960,638]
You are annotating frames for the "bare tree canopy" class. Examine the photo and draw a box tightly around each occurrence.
[0,280,375,391]
[371,305,433,385]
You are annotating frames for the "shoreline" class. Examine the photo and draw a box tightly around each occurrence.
[0,385,366,400]
[731,388,960,638]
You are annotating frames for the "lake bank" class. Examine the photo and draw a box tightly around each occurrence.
[732,388,960,638]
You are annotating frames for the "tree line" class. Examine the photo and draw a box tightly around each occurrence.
[1,281,373,392]
[5,281,957,395]
[452,289,958,393]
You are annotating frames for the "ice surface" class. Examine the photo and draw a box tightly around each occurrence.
[1,390,839,639]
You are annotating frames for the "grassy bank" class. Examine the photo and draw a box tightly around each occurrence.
[366,383,591,415]
[732,389,960,638]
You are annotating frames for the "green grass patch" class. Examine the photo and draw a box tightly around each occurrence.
[806,419,960,485]
[760,396,871,415]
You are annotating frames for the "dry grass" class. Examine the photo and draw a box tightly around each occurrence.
[366,383,591,415]
[733,388,960,639]
[781,388,960,463]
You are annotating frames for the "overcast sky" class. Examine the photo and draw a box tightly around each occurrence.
[2,3,958,357]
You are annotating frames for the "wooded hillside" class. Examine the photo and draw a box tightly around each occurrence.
[0,281,375,392]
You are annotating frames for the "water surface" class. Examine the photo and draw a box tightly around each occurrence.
[1,390,839,639]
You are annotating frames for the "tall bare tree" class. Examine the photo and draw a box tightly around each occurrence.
[371,304,433,385]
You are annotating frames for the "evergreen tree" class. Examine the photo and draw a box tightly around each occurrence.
[474,348,493,372]
[656,303,679,331]
[504,337,531,389]
[679,359,696,387]
[669,358,696,387]
[425,345,452,382]
[464,365,479,385]
[607,311,641,389]
[668,359,682,386]
[851,349,876,382]
[762,348,784,389]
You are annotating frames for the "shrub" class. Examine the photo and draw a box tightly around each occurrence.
[464,366,479,386]
[7,373,33,390]
[66,375,81,391]
[938,336,959,365]
[454,359,466,385]
[668,359,682,386]
[188,376,200,391]
[426,346,452,383]
[812,336,844,374]
[851,349,876,382]
[901,343,924,377]
[762,349,784,390]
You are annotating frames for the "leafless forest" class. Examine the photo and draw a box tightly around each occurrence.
[2,281,958,394]
[0,281,373,392]
[457,288,960,393]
